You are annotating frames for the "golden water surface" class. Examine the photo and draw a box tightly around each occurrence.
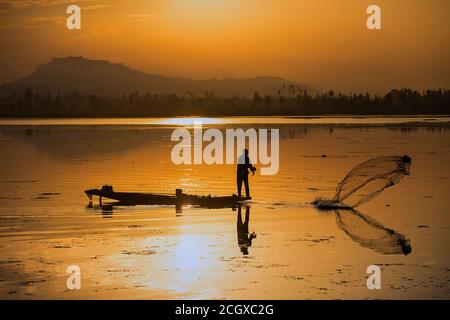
[0,117,449,299]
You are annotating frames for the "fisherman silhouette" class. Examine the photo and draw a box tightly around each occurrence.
[236,206,256,255]
[237,149,256,199]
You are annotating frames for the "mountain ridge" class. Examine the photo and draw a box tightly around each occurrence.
[0,56,305,97]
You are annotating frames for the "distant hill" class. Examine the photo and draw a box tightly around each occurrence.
[0,56,305,97]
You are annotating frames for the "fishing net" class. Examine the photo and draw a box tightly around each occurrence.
[314,155,411,209]
[335,209,412,255]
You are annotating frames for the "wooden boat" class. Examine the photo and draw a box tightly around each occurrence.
[85,185,250,209]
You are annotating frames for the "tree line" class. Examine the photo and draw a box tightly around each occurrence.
[0,88,448,117]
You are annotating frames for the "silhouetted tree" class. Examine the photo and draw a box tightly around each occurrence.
[0,88,448,117]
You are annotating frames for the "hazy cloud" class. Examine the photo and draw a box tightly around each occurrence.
[0,0,96,10]
[125,14,163,23]
[0,0,106,29]
[82,4,108,11]
[0,15,64,29]
[24,15,64,24]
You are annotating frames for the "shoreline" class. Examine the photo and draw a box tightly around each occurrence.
[0,116,449,127]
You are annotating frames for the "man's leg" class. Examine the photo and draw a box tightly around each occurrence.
[237,175,243,198]
[244,175,250,198]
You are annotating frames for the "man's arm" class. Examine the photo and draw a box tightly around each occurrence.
[246,157,256,174]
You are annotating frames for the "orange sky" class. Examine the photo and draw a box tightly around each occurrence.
[0,0,448,93]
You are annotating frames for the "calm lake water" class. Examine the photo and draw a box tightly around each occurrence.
[0,117,449,299]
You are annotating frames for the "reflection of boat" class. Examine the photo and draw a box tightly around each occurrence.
[334,209,412,255]
[85,185,250,209]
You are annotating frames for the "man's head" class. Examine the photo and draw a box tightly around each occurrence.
[244,148,248,156]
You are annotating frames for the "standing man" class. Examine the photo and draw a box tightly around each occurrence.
[237,149,256,199]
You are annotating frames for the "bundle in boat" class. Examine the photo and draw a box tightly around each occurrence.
[85,185,250,209]
[314,155,412,210]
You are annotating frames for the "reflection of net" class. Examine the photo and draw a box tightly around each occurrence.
[325,155,411,208]
[335,209,411,255]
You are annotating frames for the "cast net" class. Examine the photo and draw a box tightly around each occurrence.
[314,155,411,209]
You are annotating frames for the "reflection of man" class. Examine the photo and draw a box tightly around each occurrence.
[237,149,256,199]
[237,206,256,255]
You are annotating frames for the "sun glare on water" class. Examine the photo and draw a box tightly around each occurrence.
[155,117,225,126]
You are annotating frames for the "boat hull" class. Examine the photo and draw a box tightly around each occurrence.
[85,186,250,208]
